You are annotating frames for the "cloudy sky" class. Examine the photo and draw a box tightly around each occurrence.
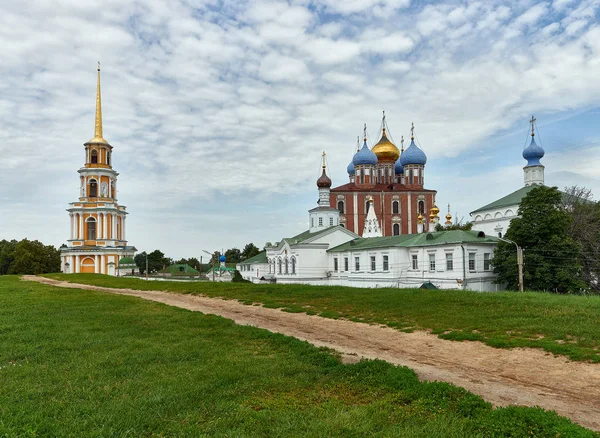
[1,0,600,258]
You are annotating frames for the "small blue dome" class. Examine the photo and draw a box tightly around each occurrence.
[395,154,404,174]
[523,137,544,166]
[400,139,427,166]
[219,255,226,262]
[353,140,378,166]
[347,158,355,175]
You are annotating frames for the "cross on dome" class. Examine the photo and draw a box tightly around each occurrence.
[530,115,536,137]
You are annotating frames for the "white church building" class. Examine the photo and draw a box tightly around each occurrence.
[238,152,501,291]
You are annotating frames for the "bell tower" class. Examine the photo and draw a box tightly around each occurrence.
[60,63,136,275]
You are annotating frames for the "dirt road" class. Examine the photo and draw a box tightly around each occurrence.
[24,275,600,431]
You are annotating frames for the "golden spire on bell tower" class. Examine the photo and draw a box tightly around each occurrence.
[87,62,109,145]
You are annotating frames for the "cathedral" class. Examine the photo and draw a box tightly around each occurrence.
[60,64,136,275]
[332,114,439,236]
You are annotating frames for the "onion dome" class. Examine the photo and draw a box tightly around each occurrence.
[394,156,404,174]
[445,204,452,225]
[372,128,400,162]
[353,138,378,166]
[317,167,332,188]
[400,139,427,166]
[219,254,226,263]
[347,160,355,175]
[417,213,423,224]
[431,203,439,217]
[317,151,332,188]
[523,127,544,166]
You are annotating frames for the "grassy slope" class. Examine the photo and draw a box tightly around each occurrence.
[46,274,600,363]
[0,275,595,437]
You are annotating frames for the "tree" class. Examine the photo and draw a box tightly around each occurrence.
[0,239,60,275]
[561,186,600,292]
[241,243,260,260]
[434,221,473,232]
[492,186,586,293]
[224,248,242,264]
[134,251,147,274]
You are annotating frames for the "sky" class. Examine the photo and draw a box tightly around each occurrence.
[1,0,600,259]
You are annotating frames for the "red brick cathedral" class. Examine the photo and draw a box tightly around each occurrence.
[330,115,438,236]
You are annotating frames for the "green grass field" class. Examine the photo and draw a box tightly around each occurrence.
[46,274,600,363]
[1,275,596,437]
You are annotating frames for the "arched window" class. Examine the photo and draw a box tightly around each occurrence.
[366,200,371,214]
[291,257,296,274]
[278,258,282,274]
[409,169,413,182]
[284,258,289,274]
[91,149,98,164]
[498,232,502,238]
[86,217,97,240]
[418,200,425,215]
[392,201,399,214]
[393,223,400,235]
[107,151,111,166]
[89,179,98,197]
[337,200,345,214]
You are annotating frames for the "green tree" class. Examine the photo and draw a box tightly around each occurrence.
[492,186,586,293]
[224,248,242,263]
[0,240,17,275]
[241,243,261,260]
[134,252,147,274]
[3,239,60,275]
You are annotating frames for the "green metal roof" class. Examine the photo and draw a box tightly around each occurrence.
[470,186,536,215]
[161,264,199,274]
[281,226,358,246]
[119,257,135,264]
[239,251,267,265]
[328,230,498,253]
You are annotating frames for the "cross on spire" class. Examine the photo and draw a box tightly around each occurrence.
[530,115,536,137]
[401,135,404,151]
[382,110,386,135]
[363,123,367,141]
[356,136,360,152]
[321,151,326,169]
[410,122,415,140]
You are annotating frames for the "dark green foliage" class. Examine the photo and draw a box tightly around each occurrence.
[232,270,251,283]
[435,222,473,231]
[492,186,587,293]
[241,242,261,260]
[0,276,595,436]
[0,239,60,275]
[225,247,242,263]
[134,250,171,274]
[45,274,600,363]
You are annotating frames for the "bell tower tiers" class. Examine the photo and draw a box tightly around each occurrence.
[60,63,136,275]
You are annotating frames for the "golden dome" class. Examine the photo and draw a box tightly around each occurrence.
[431,204,440,216]
[417,213,423,224]
[372,128,400,162]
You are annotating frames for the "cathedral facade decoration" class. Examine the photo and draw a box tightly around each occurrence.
[60,64,136,275]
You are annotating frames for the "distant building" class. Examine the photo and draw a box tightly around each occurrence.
[237,251,269,283]
[117,257,139,276]
[60,64,135,275]
[471,116,545,237]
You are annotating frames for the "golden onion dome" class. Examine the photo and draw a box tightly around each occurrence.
[372,128,400,162]
[431,204,440,216]
[429,212,436,221]
[417,213,423,224]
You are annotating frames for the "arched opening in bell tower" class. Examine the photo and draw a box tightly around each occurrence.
[91,149,98,164]
[86,217,97,240]
[89,179,98,197]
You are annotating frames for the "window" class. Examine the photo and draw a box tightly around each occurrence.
[393,223,400,236]
[411,254,418,270]
[311,218,314,227]
[291,257,296,274]
[284,258,289,274]
[355,257,360,271]
[418,200,425,215]
[429,253,436,271]
[91,149,98,164]
[498,232,502,238]
[329,217,334,226]
[392,201,399,214]
[446,253,453,271]
[278,258,282,274]
[344,257,349,272]
[86,218,97,240]
[318,217,323,227]
[383,255,389,271]
[107,151,111,166]
[89,180,97,197]
[469,253,476,272]
[484,253,491,271]
[370,256,376,271]
[334,258,338,272]
[365,200,370,214]
[337,201,345,214]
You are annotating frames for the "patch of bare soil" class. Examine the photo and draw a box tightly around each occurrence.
[24,276,600,432]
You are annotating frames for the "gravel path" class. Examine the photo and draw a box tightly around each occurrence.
[24,275,600,432]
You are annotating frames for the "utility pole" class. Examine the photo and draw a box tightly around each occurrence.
[498,237,524,292]
[202,250,215,282]
[145,253,148,281]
